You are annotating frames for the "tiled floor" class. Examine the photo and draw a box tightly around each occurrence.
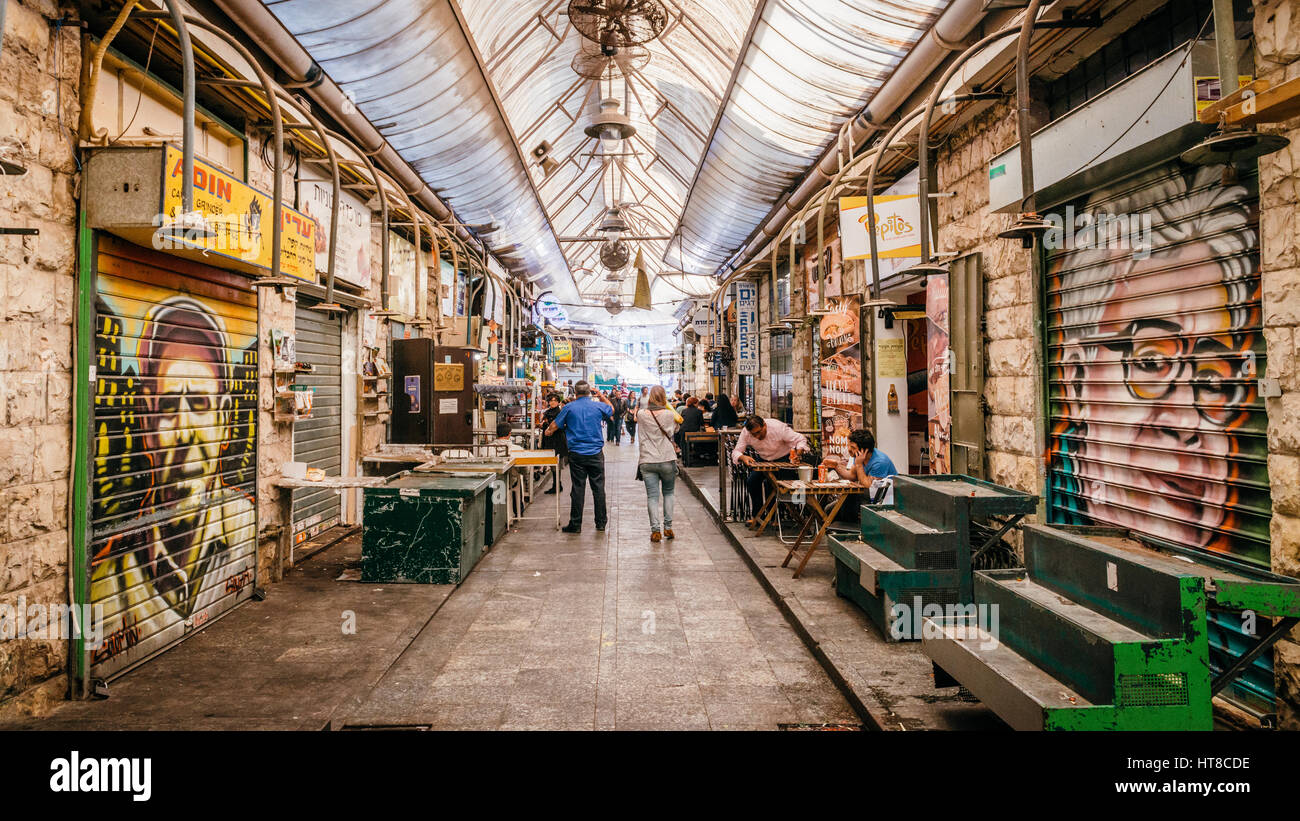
[2,444,857,731]
[342,441,858,730]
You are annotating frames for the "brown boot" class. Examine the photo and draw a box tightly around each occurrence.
[650,531,662,543]
[664,528,675,540]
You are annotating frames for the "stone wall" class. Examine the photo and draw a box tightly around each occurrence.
[1253,0,1300,729]
[0,0,80,718]
[933,99,1041,497]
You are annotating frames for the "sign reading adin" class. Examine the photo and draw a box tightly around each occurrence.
[736,281,758,376]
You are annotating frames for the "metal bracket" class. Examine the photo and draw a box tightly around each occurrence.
[1211,616,1299,696]
[970,513,1026,565]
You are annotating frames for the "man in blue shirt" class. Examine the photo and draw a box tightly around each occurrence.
[545,380,615,533]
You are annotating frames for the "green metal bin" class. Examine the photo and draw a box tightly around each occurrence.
[362,472,494,584]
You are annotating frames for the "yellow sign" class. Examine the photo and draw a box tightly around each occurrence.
[434,362,464,392]
[552,339,573,363]
[839,194,922,262]
[160,145,316,281]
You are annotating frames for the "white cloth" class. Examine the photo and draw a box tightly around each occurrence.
[637,408,679,465]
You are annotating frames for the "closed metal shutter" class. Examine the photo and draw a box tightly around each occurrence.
[89,236,259,678]
[292,302,344,543]
[1044,160,1272,710]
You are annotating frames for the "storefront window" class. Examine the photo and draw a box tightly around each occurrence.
[770,331,793,424]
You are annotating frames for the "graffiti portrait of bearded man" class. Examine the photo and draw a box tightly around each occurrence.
[90,295,257,666]
[1049,163,1269,568]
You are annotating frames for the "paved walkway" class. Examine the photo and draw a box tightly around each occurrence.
[4,443,856,731]
[342,441,857,729]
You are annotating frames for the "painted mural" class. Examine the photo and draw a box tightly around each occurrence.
[818,295,862,461]
[89,237,259,676]
[1046,163,1270,570]
[926,275,951,474]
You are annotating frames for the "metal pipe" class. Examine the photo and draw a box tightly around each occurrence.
[1015,0,1045,214]
[162,0,196,216]
[917,25,1025,265]
[138,10,284,281]
[277,92,340,305]
[322,129,389,312]
[863,93,1001,299]
[1212,0,1241,97]
[715,0,990,269]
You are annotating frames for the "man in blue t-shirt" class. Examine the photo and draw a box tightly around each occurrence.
[545,380,615,533]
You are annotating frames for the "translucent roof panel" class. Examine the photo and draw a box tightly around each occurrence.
[261,0,582,305]
[669,0,949,273]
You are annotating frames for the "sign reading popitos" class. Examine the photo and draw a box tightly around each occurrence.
[158,145,315,282]
[838,194,921,262]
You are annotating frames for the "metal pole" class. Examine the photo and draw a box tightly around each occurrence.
[1212,0,1241,97]
[917,24,1024,265]
[138,11,285,280]
[163,0,196,216]
[1016,0,1044,214]
[279,94,341,308]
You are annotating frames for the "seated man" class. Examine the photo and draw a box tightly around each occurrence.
[494,421,526,453]
[822,429,897,483]
[731,415,810,527]
[823,429,898,516]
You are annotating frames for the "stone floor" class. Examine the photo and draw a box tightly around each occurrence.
[679,463,1005,732]
[342,440,858,730]
[3,442,857,731]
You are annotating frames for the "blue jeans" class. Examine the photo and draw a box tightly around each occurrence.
[641,461,677,532]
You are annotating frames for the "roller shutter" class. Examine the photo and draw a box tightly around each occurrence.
[291,301,344,543]
[89,236,259,678]
[1044,159,1273,710]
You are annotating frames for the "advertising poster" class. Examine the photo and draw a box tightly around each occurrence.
[818,294,862,461]
[299,173,373,290]
[390,230,418,318]
[736,281,759,376]
[927,275,951,474]
[805,236,843,306]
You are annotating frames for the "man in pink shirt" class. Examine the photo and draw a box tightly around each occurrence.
[732,415,810,527]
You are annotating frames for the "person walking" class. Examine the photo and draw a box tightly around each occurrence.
[539,392,568,495]
[606,390,625,446]
[624,391,639,443]
[546,381,614,533]
[637,386,682,543]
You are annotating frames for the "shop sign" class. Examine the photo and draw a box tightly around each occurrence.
[299,173,373,290]
[692,306,716,337]
[736,281,759,376]
[390,231,418,317]
[839,194,921,262]
[553,338,574,363]
[159,145,315,281]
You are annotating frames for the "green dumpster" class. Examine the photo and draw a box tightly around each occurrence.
[415,460,512,546]
[362,472,494,584]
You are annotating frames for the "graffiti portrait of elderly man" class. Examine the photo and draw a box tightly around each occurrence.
[1049,163,1270,569]
[90,292,257,669]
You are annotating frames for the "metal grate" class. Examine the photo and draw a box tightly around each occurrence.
[1118,673,1189,707]
[896,588,959,608]
[915,551,957,570]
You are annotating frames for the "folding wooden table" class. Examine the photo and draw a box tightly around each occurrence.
[772,479,869,578]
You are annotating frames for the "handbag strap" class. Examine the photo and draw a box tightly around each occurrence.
[648,409,679,454]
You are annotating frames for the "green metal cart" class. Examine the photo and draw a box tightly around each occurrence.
[361,471,494,584]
